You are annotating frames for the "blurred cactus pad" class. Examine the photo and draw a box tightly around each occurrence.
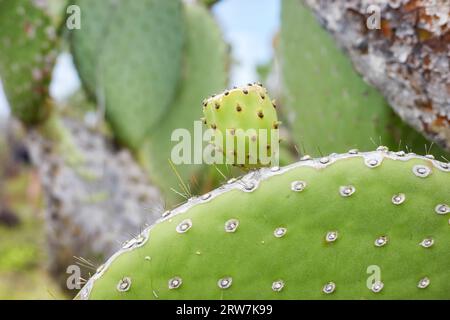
[70,0,229,202]
[138,3,228,199]
[71,0,185,148]
[78,150,449,299]
[0,0,57,124]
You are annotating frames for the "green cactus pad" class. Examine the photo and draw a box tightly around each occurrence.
[0,0,56,124]
[279,0,448,159]
[77,149,450,299]
[71,0,184,149]
[139,3,228,202]
[70,0,117,98]
[203,84,280,168]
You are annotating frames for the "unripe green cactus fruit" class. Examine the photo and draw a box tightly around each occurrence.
[203,84,280,168]
[77,149,449,299]
[0,0,56,124]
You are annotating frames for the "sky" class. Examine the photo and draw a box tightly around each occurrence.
[0,80,8,117]
[0,0,280,118]
[213,0,280,86]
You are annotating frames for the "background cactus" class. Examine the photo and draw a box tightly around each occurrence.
[71,0,185,149]
[77,149,450,299]
[278,0,449,159]
[0,0,57,124]
[25,114,163,288]
[138,3,229,202]
[71,1,233,204]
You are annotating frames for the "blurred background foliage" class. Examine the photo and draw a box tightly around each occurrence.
[0,125,64,298]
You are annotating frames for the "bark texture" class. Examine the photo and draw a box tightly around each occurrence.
[25,117,163,290]
[304,0,450,151]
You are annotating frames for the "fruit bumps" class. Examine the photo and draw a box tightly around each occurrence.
[202,84,280,168]
[77,148,450,299]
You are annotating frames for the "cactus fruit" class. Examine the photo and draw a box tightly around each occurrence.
[279,0,449,159]
[202,84,280,168]
[139,3,228,202]
[71,0,185,149]
[77,149,449,299]
[0,0,57,124]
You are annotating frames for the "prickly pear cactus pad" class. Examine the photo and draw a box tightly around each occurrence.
[0,0,57,124]
[69,0,117,98]
[203,84,280,168]
[71,0,185,149]
[77,149,449,299]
